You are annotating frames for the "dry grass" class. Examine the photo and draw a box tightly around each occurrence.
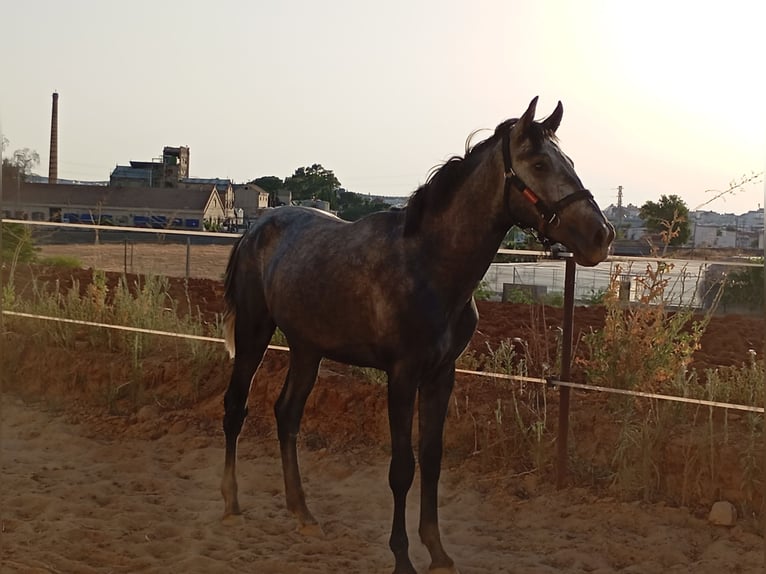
[37,242,234,280]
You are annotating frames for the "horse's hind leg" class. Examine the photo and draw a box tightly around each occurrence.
[221,313,275,517]
[274,344,321,532]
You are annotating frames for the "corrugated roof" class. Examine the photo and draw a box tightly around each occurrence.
[181,178,230,185]
[180,178,231,192]
[12,182,217,211]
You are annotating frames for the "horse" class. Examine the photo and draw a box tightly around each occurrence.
[220,97,614,573]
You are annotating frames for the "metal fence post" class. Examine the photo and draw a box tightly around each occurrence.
[556,255,576,489]
[185,237,191,280]
[0,144,4,343]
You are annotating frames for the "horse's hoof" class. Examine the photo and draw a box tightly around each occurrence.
[298,522,325,538]
[429,567,460,574]
[221,513,245,526]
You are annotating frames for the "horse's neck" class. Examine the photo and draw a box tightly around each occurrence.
[417,145,510,298]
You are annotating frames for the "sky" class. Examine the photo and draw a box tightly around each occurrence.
[1,0,764,215]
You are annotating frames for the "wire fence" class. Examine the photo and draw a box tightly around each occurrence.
[488,252,763,309]
[7,219,763,308]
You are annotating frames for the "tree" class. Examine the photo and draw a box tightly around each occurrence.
[639,194,691,248]
[11,148,40,180]
[249,175,283,193]
[2,143,41,191]
[283,164,341,208]
[336,191,390,221]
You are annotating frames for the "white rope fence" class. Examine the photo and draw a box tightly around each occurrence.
[4,309,762,414]
[1,310,287,350]
[1,218,236,238]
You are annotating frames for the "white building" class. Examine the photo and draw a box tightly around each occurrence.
[691,224,737,249]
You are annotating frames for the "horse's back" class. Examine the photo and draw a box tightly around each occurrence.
[245,206,404,271]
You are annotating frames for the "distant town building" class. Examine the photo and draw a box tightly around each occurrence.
[602,203,764,252]
[232,183,270,228]
[297,198,331,212]
[691,225,737,249]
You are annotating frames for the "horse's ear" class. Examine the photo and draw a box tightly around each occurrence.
[541,101,563,134]
[516,96,539,135]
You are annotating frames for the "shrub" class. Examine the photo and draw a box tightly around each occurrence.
[720,260,763,312]
[1,222,36,264]
[541,291,564,307]
[38,255,82,269]
[473,279,493,301]
[581,287,607,305]
[580,262,716,392]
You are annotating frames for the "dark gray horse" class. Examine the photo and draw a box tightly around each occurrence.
[220,97,614,573]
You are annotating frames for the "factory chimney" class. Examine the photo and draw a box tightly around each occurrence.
[48,92,59,184]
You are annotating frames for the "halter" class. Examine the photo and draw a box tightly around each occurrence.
[501,128,594,248]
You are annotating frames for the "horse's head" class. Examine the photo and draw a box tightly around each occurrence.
[503,97,614,266]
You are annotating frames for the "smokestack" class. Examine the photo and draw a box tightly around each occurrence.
[48,92,58,184]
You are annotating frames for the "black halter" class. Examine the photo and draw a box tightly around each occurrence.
[501,128,594,248]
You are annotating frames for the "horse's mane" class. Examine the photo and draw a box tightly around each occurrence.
[403,117,556,236]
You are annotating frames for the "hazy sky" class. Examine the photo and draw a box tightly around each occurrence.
[1,1,764,214]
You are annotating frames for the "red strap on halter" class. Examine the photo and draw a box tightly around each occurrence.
[521,188,539,205]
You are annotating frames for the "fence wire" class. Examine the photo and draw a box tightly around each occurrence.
[4,309,762,414]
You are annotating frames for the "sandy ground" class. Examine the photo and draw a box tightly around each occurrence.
[2,395,763,574]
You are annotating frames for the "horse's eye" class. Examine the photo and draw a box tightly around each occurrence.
[533,162,546,171]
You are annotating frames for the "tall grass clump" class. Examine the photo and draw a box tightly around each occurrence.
[581,261,717,393]
[577,262,706,499]
[2,267,226,411]
[478,339,551,474]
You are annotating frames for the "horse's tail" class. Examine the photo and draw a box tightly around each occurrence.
[222,234,245,359]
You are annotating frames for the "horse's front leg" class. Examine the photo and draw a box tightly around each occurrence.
[418,361,458,573]
[274,347,321,534]
[387,371,419,574]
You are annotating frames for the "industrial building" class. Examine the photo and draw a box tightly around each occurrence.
[3,93,269,231]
